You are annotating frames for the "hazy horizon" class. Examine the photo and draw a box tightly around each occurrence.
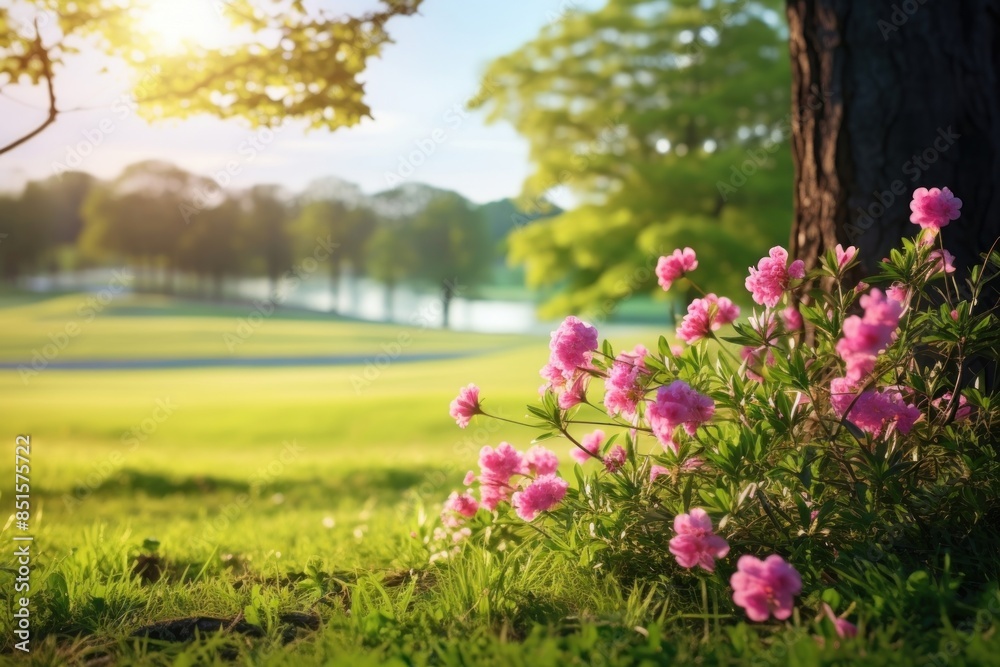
[0,0,602,204]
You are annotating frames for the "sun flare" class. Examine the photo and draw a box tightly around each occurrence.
[137,0,225,53]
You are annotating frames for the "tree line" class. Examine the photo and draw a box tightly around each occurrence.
[0,160,517,325]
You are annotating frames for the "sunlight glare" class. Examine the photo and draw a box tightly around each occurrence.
[138,0,225,52]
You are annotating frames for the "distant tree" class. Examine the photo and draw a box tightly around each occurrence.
[409,192,492,327]
[0,0,423,155]
[478,198,562,246]
[176,197,245,299]
[472,0,792,315]
[0,195,45,282]
[78,161,213,289]
[28,172,96,249]
[365,221,417,319]
[244,185,294,293]
[293,199,376,310]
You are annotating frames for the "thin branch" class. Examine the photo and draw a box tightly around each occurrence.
[0,19,57,156]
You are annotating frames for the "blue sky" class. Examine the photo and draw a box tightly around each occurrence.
[0,0,603,203]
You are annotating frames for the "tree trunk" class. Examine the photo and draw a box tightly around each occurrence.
[786,0,1000,281]
[441,281,454,329]
[384,281,395,322]
[787,0,1000,387]
[329,258,341,314]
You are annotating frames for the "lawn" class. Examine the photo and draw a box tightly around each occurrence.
[1,293,998,665]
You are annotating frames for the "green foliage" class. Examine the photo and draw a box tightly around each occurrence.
[294,197,376,282]
[0,172,96,278]
[442,230,1000,647]
[1,294,999,663]
[244,185,295,285]
[408,192,493,293]
[472,0,793,315]
[0,0,424,152]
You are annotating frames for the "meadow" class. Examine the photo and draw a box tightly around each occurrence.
[1,291,998,666]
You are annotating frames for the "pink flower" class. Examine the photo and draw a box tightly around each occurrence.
[571,429,604,465]
[682,457,705,472]
[909,187,962,230]
[730,554,802,622]
[829,377,859,416]
[835,289,903,380]
[950,309,959,321]
[604,347,650,419]
[932,392,972,422]
[669,508,730,572]
[539,363,566,394]
[886,283,910,306]
[524,445,560,476]
[677,294,740,344]
[656,247,698,291]
[741,345,776,383]
[558,374,588,410]
[781,307,803,331]
[930,248,956,274]
[546,316,599,384]
[463,470,476,486]
[511,474,568,521]
[603,445,626,473]
[855,281,870,293]
[835,244,857,270]
[836,388,922,437]
[477,443,528,510]
[823,603,858,639]
[650,465,670,482]
[648,381,715,447]
[746,246,806,308]
[450,384,482,428]
[441,491,479,528]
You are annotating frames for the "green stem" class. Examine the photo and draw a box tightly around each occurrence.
[700,578,710,643]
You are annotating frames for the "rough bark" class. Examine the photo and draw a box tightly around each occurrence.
[787,0,1000,282]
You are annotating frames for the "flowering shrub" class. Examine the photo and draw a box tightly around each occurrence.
[433,187,1000,633]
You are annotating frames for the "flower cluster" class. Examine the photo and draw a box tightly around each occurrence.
[677,294,740,344]
[462,442,568,522]
[909,186,962,231]
[731,555,803,622]
[745,246,805,308]
[648,380,715,452]
[656,247,698,291]
[436,186,993,637]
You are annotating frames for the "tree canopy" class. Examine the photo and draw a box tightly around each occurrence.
[472,0,793,315]
[0,0,423,155]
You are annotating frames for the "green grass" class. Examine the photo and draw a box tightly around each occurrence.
[0,293,997,665]
[0,292,529,361]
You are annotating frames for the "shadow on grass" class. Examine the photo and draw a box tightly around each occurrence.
[52,466,436,503]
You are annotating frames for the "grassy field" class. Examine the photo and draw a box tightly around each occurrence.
[0,292,665,665]
[1,292,998,666]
